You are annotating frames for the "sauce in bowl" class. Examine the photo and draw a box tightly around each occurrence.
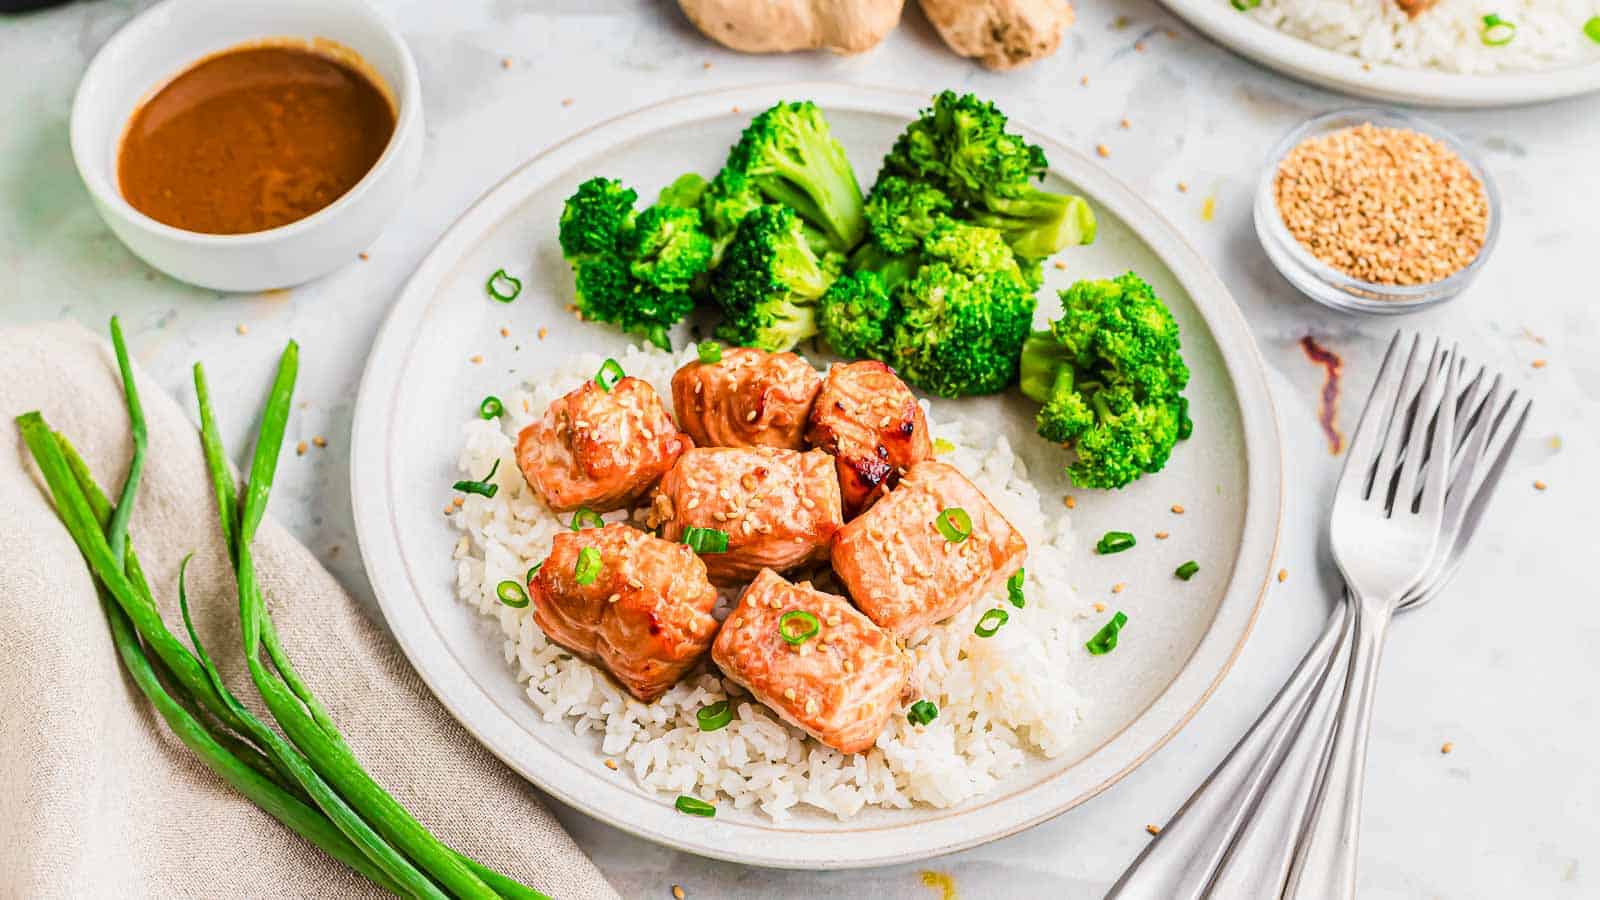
[117,42,395,235]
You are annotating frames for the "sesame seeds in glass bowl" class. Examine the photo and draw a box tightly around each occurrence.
[1254,108,1500,315]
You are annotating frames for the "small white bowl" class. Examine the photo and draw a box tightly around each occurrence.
[70,0,423,292]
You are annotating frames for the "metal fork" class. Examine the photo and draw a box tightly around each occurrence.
[1105,334,1529,899]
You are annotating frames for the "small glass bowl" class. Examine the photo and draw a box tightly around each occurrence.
[1253,108,1500,316]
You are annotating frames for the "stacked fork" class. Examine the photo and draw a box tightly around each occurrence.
[1108,333,1531,900]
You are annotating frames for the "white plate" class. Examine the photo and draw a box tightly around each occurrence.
[350,83,1283,869]
[1160,0,1600,107]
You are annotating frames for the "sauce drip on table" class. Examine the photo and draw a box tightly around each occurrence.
[118,44,395,235]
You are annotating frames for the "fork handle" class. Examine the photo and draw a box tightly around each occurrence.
[1103,603,1350,900]
[1283,590,1396,900]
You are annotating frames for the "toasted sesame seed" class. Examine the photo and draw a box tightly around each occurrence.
[296,441,307,456]
[1171,504,1185,514]
[312,436,327,448]
[443,504,453,515]
[783,688,796,701]
[1277,568,1288,583]
[1096,144,1111,158]
[236,323,249,335]
[800,496,815,509]
[1533,480,1547,491]
[844,660,854,672]
[1093,601,1107,613]
[1054,260,1068,270]
[1112,583,1126,594]
[453,497,463,508]
[500,57,511,69]
[358,251,370,261]
[673,886,686,900]
[1440,741,1454,754]
[1064,495,1076,509]
[627,577,643,590]
[470,355,484,364]
[1146,824,1161,835]
[499,327,510,337]
[1178,182,1189,193]
[805,699,818,714]
[1120,118,1131,129]
[1080,75,1089,86]
[826,615,841,626]
[1531,359,1547,369]
[604,758,618,770]
[537,327,548,340]
[561,97,573,107]
[607,593,620,604]
[1155,531,1169,539]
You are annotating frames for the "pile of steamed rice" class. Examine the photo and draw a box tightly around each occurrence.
[449,344,1086,821]
[1241,0,1600,74]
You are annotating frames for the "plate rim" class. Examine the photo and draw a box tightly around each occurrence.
[350,81,1285,869]
[1158,0,1600,108]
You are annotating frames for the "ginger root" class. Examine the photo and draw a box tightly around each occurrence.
[917,0,1074,70]
[678,0,905,56]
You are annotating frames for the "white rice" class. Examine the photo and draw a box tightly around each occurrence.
[448,344,1087,820]
[1242,0,1600,74]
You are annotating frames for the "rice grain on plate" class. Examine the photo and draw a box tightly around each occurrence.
[449,344,1085,820]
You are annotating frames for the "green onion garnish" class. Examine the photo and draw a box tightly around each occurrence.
[570,507,604,531]
[907,700,939,726]
[778,610,821,646]
[697,341,722,364]
[696,700,733,732]
[1481,13,1516,45]
[1086,611,1129,655]
[1006,569,1026,609]
[496,579,529,608]
[675,795,716,817]
[594,358,625,391]
[935,507,972,543]
[682,526,730,553]
[1096,530,1136,555]
[933,437,955,455]
[1587,16,1600,43]
[527,561,543,583]
[478,395,504,419]
[1175,560,1200,581]
[1231,0,1260,9]
[974,607,1009,638]
[485,268,522,303]
[574,546,601,585]
[452,459,500,498]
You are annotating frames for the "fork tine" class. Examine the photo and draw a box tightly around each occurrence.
[1464,389,1526,504]
[1336,332,1415,507]
[1416,344,1459,521]
[1369,335,1431,501]
[1390,341,1449,514]
[1441,371,1505,527]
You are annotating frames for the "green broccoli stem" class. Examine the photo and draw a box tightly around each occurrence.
[971,191,1097,260]
[752,149,865,252]
[1019,330,1074,403]
[848,243,919,294]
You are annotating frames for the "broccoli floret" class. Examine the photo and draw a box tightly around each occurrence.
[881,91,1096,261]
[626,204,712,293]
[710,205,834,352]
[657,172,709,209]
[863,175,953,255]
[1019,272,1192,489]
[725,101,866,252]
[558,176,709,350]
[818,270,896,360]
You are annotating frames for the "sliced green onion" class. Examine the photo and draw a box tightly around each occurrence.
[1086,611,1129,655]
[933,437,956,455]
[575,546,602,585]
[1175,560,1200,581]
[527,561,544,583]
[1006,569,1026,609]
[496,580,529,608]
[452,459,500,498]
[697,341,723,364]
[478,395,504,419]
[1096,530,1136,555]
[594,358,625,391]
[682,526,730,554]
[675,795,716,817]
[1481,13,1516,45]
[485,268,522,303]
[1231,0,1260,9]
[1587,16,1600,43]
[974,607,1009,638]
[907,700,939,726]
[935,507,972,543]
[696,701,733,732]
[570,507,604,530]
[778,610,821,646]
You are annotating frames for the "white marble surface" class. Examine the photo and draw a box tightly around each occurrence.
[2,1,1595,897]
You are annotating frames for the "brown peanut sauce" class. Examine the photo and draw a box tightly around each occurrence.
[118,42,395,235]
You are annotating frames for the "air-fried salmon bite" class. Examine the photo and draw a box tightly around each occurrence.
[529,523,718,703]
[832,461,1027,634]
[711,569,910,754]
[671,347,823,450]
[652,446,842,585]
[805,361,932,518]
[516,375,690,513]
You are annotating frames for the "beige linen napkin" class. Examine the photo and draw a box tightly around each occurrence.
[0,321,620,900]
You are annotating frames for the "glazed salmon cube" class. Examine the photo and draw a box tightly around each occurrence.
[711,568,910,754]
[652,446,842,585]
[805,361,932,518]
[831,461,1027,634]
[529,523,719,702]
[671,347,822,450]
[516,375,690,513]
